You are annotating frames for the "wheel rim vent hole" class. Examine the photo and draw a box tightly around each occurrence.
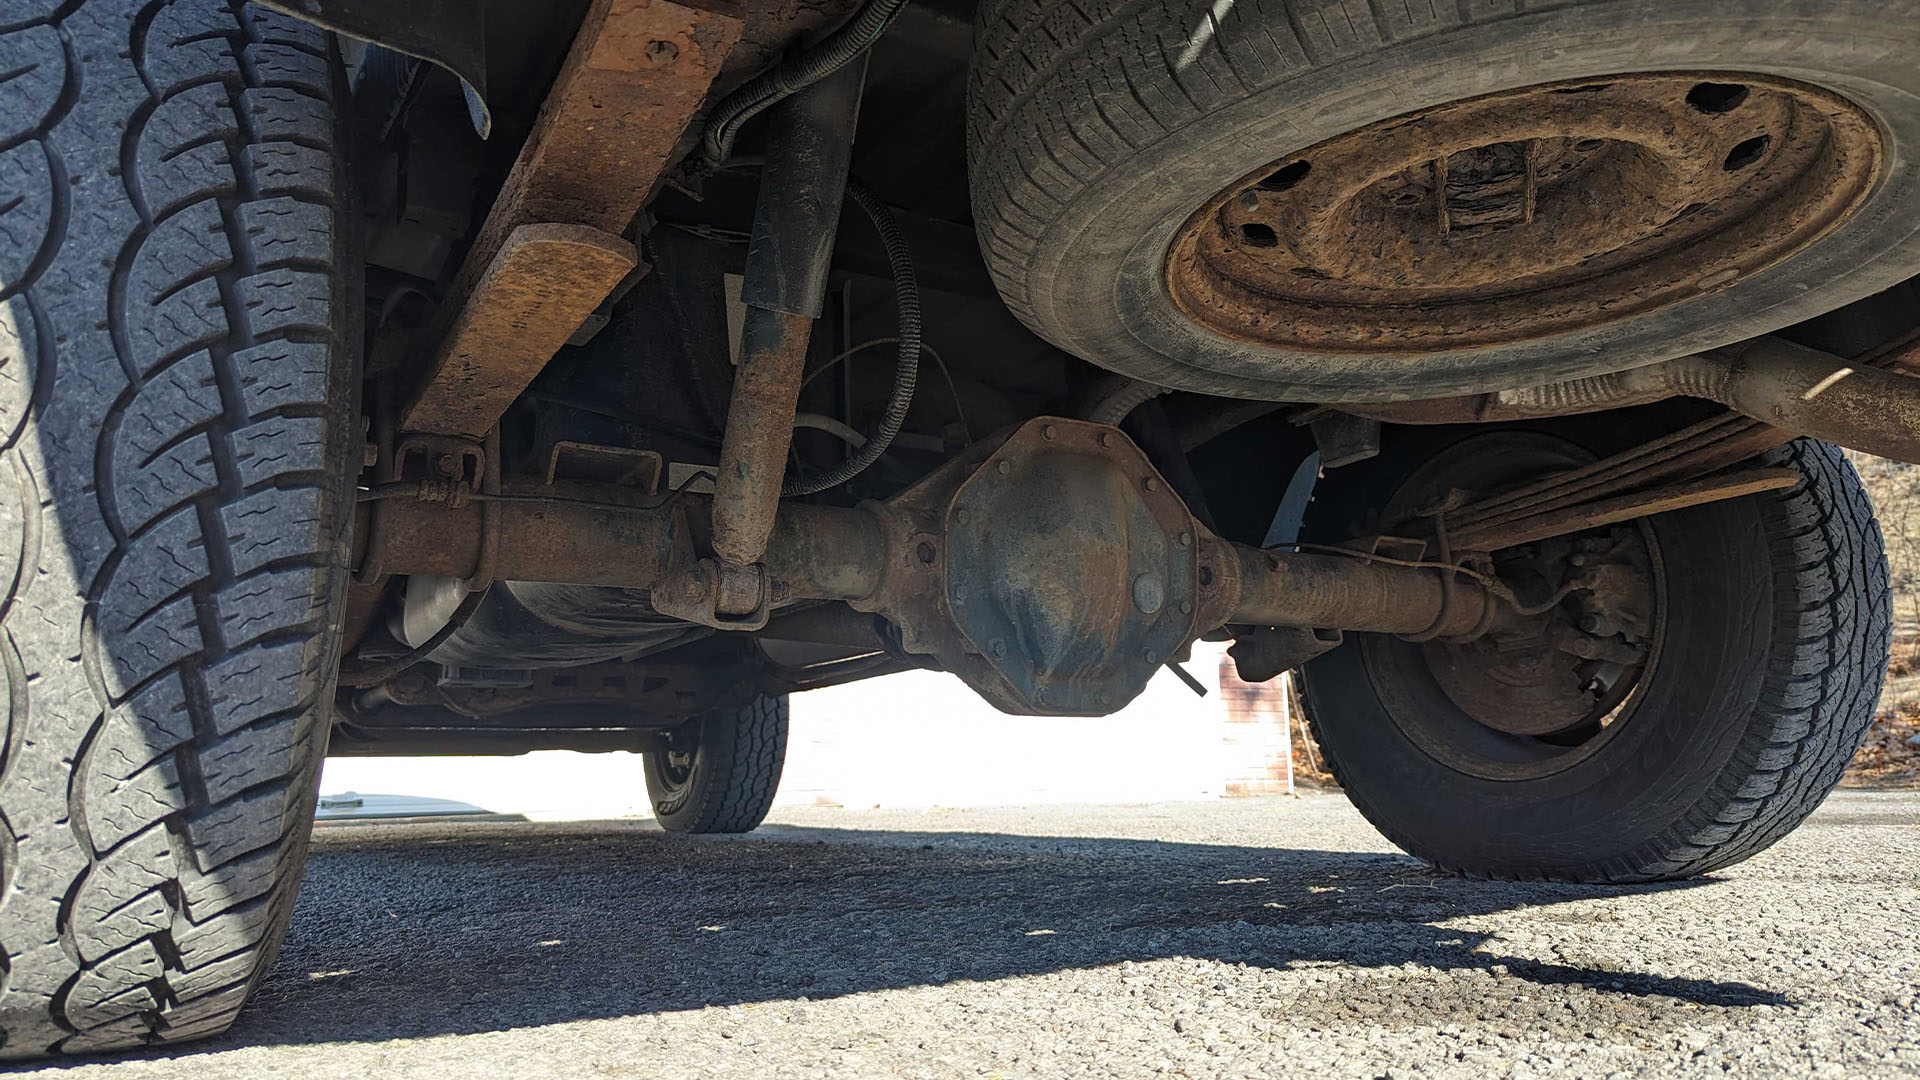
[1687,81,1750,114]
[1239,222,1279,247]
[1724,134,1770,171]
[1256,160,1311,192]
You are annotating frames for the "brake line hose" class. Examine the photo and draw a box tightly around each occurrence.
[701,0,911,167]
[783,180,919,496]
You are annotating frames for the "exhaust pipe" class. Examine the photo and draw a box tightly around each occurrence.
[1350,336,1920,464]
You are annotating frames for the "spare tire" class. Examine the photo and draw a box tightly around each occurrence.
[967,0,1920,401]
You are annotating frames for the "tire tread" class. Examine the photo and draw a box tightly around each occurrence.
[0,0,347,1057]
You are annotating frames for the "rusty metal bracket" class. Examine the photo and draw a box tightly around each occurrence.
[1228,627,1343,683]
[399,0,745,440]
[393,433,487,506]
[652,557,774,632]
[546,442,665,491]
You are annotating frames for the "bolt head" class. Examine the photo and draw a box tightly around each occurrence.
[1142,477,1160,493]
[997,459,1012,475]
[1041,424,1057,441]
[1176,531,1192,548]
[1178,599,1194,616]
[644,39,680,66]
[990,639,1007,659]
[1098,432,1115,448]
[1132,573,1165,615]
[1143,649,1159,665]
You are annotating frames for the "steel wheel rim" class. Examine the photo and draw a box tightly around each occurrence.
[1165,72,1885,355]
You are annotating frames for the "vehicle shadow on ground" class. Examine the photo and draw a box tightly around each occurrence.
[156,819,1795,1054]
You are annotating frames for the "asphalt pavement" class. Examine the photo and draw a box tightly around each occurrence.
[16,790,1920,1079]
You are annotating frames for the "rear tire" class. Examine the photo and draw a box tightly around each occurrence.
[0,0,355,1057]
[1299,431,1889,883]
[645,694,788,834]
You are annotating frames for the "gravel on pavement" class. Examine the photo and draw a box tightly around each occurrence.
[16,790,1920,1079]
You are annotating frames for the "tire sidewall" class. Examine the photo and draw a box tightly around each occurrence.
[1007,0,1920,399]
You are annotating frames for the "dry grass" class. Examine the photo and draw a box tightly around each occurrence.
[1847,451,1920,788]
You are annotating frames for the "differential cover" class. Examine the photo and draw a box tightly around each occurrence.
[943,420,1198,715]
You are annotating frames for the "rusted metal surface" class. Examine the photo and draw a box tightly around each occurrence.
[1695,337,1920,465]
[1350,433,1667,775]
[404,0,744,437]
[1227,626,1343,683]
[473,0,743,238]
[708,59,865,590]
[1414,520,1660,745]
[1219,546,1500,640]
[367,482,683,588]
[1347,336,1920,466]
[360,420,1541,714]
[1166,73,1883,353]
[939,419,1199,714]
[546,441,665,490]
[402,223,639,437]
[1435,412,1789,547]
[710,308,816,568]
[369,658,750,722]
[1450,468,1802,552]
[366,481,886,607]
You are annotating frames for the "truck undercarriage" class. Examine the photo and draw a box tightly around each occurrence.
[1,0,1917,1055]
[322,0,1920,749]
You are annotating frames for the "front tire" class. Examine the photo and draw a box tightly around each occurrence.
[645,695,788,834]
[1299,431,1889,883]
[0,0,355,1056]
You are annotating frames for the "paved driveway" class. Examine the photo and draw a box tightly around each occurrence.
[22,791,1920,1078]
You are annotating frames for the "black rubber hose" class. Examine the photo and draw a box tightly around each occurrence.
[336,589,487,689]
[701,0,910,167]
[784,181,918,496]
